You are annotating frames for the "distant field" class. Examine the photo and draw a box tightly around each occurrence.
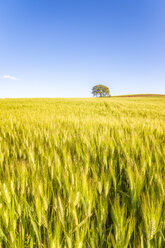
[0,97,165,247]
[114,94,165,97]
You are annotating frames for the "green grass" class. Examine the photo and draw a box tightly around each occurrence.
[0,97,165,247]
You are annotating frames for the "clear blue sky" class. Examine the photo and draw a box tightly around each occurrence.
[0,0,165,97]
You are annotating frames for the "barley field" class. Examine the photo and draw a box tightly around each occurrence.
[0,97,165,248]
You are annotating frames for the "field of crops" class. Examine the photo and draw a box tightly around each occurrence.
[0,97,165,247]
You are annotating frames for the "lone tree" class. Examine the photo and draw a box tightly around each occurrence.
[92,84,110,97]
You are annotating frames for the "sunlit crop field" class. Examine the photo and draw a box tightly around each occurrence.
[0,97,165,247]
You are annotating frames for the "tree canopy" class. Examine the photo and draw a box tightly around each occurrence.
[92,85,110,97]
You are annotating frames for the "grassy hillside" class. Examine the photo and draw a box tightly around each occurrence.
[0,97,165,247]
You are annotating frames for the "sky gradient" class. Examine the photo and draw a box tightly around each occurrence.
[0,0,165,97]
